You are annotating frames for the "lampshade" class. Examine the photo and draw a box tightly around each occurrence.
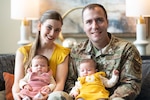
[11,0,40,45]
[126,0,150,55]
[11,0,40,20]
[126,0,150,17]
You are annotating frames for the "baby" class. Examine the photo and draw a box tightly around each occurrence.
[69,59,119,100]
[19,55,56,100]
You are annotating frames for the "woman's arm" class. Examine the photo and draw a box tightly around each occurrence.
[53,56,69,91]
[12,50,25,99]
[19,73,30,89]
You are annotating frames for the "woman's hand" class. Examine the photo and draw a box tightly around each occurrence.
[23,84,33,91]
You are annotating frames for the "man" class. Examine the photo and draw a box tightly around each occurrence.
[65,3,142,100]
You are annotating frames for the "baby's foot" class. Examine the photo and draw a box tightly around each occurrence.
[34,92,44,99]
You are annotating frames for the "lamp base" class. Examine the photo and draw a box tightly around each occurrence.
[18,40,31,45]
[18,20,31,46]
[134,40,149,55]
[62,38,77,48]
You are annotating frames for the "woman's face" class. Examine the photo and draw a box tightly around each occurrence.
[39,19,62,44]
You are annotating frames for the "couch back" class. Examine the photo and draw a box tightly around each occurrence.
[135,56,150,100]
[0,54,15,91]
[0,54,150,99]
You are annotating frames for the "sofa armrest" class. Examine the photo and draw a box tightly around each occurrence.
[0,90,5,100]
[136,57,150,100]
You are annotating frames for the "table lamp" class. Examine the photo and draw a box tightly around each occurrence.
[58,7,83,48]
[126,0,150,55]
[11,0,39,45]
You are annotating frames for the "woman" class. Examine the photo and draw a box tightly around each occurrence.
[12,10,71,100]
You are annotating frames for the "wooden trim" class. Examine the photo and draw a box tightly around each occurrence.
[63,33,136,39]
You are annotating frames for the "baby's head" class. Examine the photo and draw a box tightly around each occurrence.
[31,55,49,73]
[79,59,97,77]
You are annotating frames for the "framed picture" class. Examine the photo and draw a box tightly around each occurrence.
[31,0,149,38]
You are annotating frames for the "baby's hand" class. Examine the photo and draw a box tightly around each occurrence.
[113,69,119,76]
[112,69,119,83]
[40,86,51,95]
[69,91,79,98]
[112,69,119,76]
[23,84,32,91]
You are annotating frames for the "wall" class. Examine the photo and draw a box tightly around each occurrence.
[0,0,20,54]
[0,0,150,55]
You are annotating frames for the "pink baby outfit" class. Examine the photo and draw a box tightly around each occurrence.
[20,72,51,98]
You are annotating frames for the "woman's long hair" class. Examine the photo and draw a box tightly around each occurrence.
[24,10,63,73]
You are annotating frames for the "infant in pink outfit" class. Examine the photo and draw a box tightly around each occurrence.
[19,55,56,100]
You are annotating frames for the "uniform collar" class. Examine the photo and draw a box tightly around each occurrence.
[85,33,116,57]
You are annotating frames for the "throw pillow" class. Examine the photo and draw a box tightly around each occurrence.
[3,72,14,100]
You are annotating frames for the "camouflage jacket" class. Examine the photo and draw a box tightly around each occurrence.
[65,33,142,100]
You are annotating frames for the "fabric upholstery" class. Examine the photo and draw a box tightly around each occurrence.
[0,54,15,91]
[0,54,150,100]
[135,57,150,100]
[3,72,14,100]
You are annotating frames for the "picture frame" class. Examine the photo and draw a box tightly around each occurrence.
[31,0,149,39]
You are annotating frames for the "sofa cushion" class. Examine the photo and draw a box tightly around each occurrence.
[0,90,5,100]
[0,54,150,100]
[0,54,15,91]
[3,72,14,100]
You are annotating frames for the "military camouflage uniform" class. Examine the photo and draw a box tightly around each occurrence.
[65,33,142,100]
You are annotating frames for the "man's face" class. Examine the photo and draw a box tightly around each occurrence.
[83,7,108,43]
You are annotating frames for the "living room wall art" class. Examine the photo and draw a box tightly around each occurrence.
[31,0,149,38]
